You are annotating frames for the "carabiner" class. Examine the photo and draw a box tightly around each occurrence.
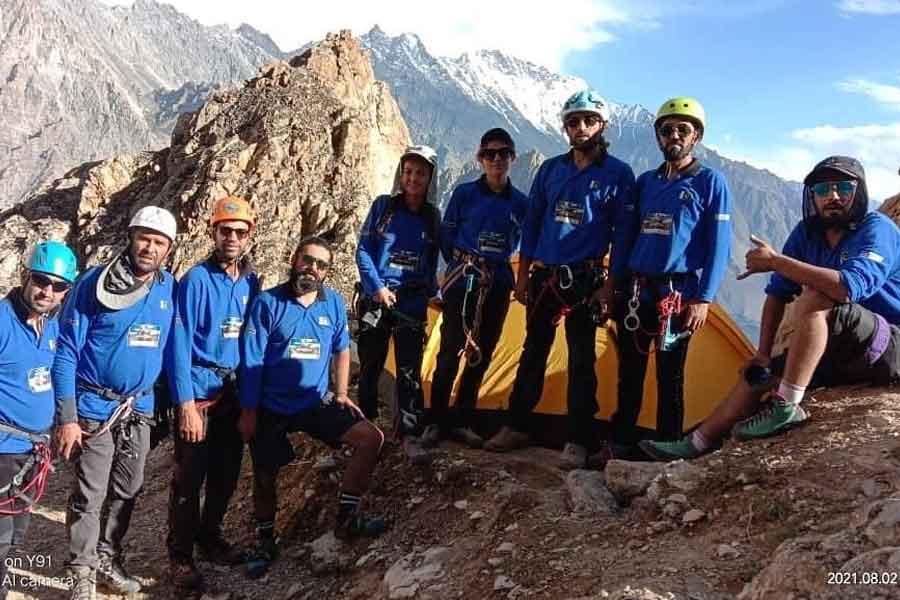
[558,264,574,290]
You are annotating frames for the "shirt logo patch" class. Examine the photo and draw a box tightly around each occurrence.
[477,231,507,255]
[715,213,730,221]
[48,339,56,352]
[388,251,420,272]
[27,366,52,394]
[288,338,321,361]
[318,315,331,327]
[160,300,169,310]
[127,324,161,348]
[554,200,585,225]
[679,190,693,202]
[641,212,674,235]
[243,295,249,305]
[221,317,243,339]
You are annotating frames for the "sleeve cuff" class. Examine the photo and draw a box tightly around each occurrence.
[55,398,78,425]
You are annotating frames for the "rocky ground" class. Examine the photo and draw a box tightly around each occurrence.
[7,384,900,600]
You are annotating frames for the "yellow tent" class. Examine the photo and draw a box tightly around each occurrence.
[385,260,756,436]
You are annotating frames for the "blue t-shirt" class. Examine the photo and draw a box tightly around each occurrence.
[0,291,58,453]
[440,176,528,290]
[520,151,635,266]
[52,265,176,422]
[766,212,900,324]
[239,285,350,415]
[171,259,260,404]
[620,161,732,302]
[356,194,441,316]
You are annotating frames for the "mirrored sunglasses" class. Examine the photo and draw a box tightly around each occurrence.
[811,180,857,198]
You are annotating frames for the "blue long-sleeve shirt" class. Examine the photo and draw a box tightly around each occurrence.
[440,176,528,290]
[52,265,176,423]
[520,151,635,267]
[766,212,900,324]
[620,161,732,302]
[0,291,58,453]
[170,259,260,405]
[239,285,350,415]
[356,194,441,315]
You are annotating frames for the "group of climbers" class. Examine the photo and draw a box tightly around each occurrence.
[0,86,897,600]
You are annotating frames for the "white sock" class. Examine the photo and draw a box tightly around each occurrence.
[776,380,805,405]
[689,429,710,452]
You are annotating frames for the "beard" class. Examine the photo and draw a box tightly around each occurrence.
[660,141,692,162]
[290,269,321,296]
[819,206,853,228]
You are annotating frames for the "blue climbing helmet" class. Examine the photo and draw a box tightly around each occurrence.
[561,89,611,122]
[26,240,78,283]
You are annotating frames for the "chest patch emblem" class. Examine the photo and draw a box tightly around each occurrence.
[288,338,321,361]
[127,324,161,348]
[641,212,673,236]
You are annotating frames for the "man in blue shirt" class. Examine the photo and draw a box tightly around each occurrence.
[483,90,636,470]
[53,206,178,599]
[355,146,440,465]
[167,197,260,592]
[642,156,900,461]
[424,128,528,449]
[240,237,386,578]
[609,97,732,458]
[0,241,76,600]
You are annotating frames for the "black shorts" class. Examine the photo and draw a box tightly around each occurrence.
[250,396,362,469]
[771,303,900,387]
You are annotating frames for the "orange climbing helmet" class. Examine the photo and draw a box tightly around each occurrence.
[210,196,256,228]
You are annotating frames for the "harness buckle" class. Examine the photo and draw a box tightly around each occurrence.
[558,265,574,290]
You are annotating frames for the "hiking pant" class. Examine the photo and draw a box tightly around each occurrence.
[612,297,691,445]
[357,304,426,437]
[66,416,150,569]
[250,399,361,530]
[429,280,511,431]
[506,266,599,446]
[167,387,244,565]
[0,453,33,592]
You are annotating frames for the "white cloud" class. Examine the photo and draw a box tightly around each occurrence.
[839,78,900,110]
[837,0,900,14]
[98,0,635,70]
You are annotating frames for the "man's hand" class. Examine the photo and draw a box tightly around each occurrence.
[56,422,83,460]
[179,401,205,443]
[238,408,257,442]
[514,277,529,305]
[738,234,779,280]
[683,300,710,333]
[374,287,397,309]
[334,393,365,419]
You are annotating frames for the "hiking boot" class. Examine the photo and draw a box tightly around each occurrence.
[68,566,96,600]
[334,511,388,541]
[558,443,587,470]
[96,553,140,593]
[402,436,433,466]
[170,560,205,592]
[639,437,708,462]
[197,532,248,566]
[732,399,809,441]
[484,427,530,452]
[245,537,278,579]
[419,424,442,448]
[449,426,483,449]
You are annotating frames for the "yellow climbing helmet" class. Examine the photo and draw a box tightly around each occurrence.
[655,97,706,132]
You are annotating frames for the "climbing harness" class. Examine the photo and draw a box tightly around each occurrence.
[527,260,606,327]
[440,250,495,367]
[0,423,52,515]
[78,382,154,459]
[622,276,692,355]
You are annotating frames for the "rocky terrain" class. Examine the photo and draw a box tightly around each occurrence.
[0,30,409,297]
[7,381,900,599]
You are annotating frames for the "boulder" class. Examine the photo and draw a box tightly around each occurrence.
[566,470,619,515]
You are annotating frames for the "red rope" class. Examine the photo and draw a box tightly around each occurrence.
[0,443,52,515]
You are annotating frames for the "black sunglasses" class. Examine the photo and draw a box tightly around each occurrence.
[658,123,695,138]
[478,148,515,161]
[216,225,250,239]
[30,271,71,293]
[565,114,603,129]
[300,254,331,271]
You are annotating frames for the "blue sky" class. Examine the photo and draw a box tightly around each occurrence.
[102,0,900,200]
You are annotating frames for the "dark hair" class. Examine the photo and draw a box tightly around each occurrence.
[480,128,515,151]
[293,235,334,264]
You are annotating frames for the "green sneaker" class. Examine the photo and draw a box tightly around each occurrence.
[732,400,809,441]
[638,437,707,462]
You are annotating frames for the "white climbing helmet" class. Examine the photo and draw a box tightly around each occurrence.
[128,206,177,241]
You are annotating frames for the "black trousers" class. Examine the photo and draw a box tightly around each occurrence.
[357,307,426,437]
[506,267,599,446]
[612,298,691,445]
[429,281,511,431]
[166,387,244,564]
[0,453,33,593]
